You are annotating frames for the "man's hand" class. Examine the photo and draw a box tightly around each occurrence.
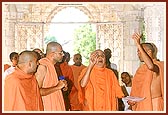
[89,51,98,66]
[57,80,67,90]
[132,32,141,45]
[62,80,68,91]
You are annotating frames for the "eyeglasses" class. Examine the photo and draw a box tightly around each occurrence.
[54,51,64,55]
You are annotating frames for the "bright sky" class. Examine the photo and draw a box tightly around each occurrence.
[48,7,89,64]
[49,7,89,44]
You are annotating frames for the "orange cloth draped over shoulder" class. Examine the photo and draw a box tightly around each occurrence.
[130,59,164,111]
[70,64,86,110]
[78,67,124,111]
[39,58,65,111]
[71,64,86,90]
[60,62,74,85]
[4,67,43,111]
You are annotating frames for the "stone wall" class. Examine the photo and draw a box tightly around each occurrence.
[2,3,165,78]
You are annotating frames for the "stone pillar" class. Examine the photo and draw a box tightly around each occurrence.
[144,4,165,61]
[118,9,143,75]
[3,4,17,64]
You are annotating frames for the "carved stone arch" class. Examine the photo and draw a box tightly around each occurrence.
[46,6,67,23]
[46,5,96,23]
[73,6,95,22]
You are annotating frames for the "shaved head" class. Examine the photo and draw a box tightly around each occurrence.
[141,43,155,58]
[46,42,61,55]
[18,50,37,64]
[73,53,82,66]
[17,50,39,74]
[150,43,158,59]
[93,49,104,55]
[74,53,81,58]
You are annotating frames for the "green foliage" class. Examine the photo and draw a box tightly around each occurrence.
[44,35,57,44]
[140,21,146,43]
[73,24,96,65]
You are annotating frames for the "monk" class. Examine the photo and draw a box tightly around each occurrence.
[128,32,164,111]
[54,51,74,111]
[33,48,45,59]
[70,53,86,110]
[4,51,43,111]
[64,52,70,64]
[78,50,124,111]
[35,42,67,111]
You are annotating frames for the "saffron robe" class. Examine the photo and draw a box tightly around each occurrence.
[60,62,74,88]
[71,64,86,90]
[4,67,43,111]
[70,64,86,110]
[78,66,124,111]
[130,60,164,111]
[39,58,65,111]
[59,62,74,110]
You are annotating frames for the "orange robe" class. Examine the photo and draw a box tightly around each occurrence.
[60,62,74,110]
[4,67,43,111]
[70,64,86,110]
[39,58,65,111]
[130,59,164,111]
[71,64,86,90]
[60,62,74,86]
[78,66,124,111]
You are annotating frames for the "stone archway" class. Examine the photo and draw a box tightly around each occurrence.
[3,3,165,76]
[46,5,95,23]
[44,4,124,72]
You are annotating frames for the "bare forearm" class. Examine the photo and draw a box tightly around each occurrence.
[133,33,154,70]
[80,64,93,87]
[40,86,61,96]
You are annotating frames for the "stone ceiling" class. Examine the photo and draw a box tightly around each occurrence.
[6,2,159,13]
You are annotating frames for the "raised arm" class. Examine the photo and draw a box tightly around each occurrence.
[80,52,98,87]
[132,32,159,74]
